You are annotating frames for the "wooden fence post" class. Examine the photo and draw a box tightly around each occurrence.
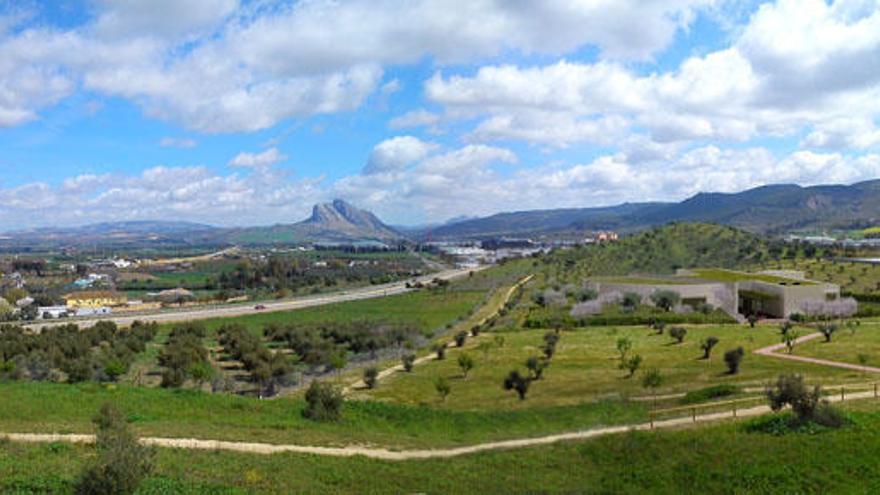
[649,412,654,429]
[691,408,696,423]
[841,387,845,401]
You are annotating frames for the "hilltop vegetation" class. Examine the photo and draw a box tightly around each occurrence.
[541,223,771,282]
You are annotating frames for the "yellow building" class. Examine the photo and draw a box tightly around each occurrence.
[63,290,128,309]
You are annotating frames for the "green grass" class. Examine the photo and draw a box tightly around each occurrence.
[0,381,646,450]
[791,321,880,368]
[366,324,867,411]
[4,402,880,494]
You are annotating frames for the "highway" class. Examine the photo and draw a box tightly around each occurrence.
[25,266,484,331]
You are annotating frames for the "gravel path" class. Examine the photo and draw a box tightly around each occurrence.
[3,389,875,460]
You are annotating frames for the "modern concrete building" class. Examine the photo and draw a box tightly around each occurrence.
[590,268,840,319]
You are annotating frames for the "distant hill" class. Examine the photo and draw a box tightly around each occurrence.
[424,179,880,239]
[0,201,402,249]
[226,199,402,244]
[0,221,219,250]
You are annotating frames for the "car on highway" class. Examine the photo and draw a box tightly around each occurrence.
[254,304,267,310]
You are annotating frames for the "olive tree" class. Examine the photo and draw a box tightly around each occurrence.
[503,370,531,400]
[669,327,687,344]
[75,403,154,495]
[435,376,451,402]
[457,353,474,378]
[363,367,379,389]
[623,354,642,378]
[700,336,719,359]
[303,380,344,422]
[724,347,745,375]
[650,290,681,312]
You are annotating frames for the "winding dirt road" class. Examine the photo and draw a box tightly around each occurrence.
[3,388,876,460]
[753,332,880,374]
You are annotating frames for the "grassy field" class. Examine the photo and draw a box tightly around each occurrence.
[364,323,869,411]
[4,401,880,494]
[0,381,644,449]
[792,321,880,368]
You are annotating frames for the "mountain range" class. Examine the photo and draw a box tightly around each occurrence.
[423,179,880,239]
[1,180,878,249]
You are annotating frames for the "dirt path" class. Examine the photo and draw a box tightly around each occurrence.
[4,389,875,460]
[753,332,880,373]
[343,274,533,393]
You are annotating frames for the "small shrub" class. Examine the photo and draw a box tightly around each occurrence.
[623,354,642,378]
[433,344,447,360]
[724,347,744,374]
[503,370,531,400]
[75,403,154,495]
[434,377,451,402]
[669,327,687,344]
[363,367,379,389]
[457,353,474,378]
[641,368,663,391]
[818,323,838,342]
[525,356,549,380]
[303,381,343,422]
[454,330,468,347]
[766,374,844,428]
[651,290,681,312]
[402,354,415,372]
[616,337,632,363]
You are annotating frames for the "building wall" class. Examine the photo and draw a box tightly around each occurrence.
[736,280,840,318]
[593,282,736,314]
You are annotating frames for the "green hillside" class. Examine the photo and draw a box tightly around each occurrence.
[542,223,772,282]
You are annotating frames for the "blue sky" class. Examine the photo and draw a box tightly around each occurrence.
[0,0,878,229]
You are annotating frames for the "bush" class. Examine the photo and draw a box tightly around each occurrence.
[402,354,416,372]
[457,353,474,378]
[766,374,844,428]
[724,347,744,374]
[503,370,531,400]
[434,377,451,401]
[818,323,838,342]
[669,327,687,344]
[363,367,379,389]
[433,343,447,360]
[623,354,642,378]
[525,356,549,380]
[651,290,680,312]
[302,381,343,422]
[75,403,154,495]
[454,330,468,347]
